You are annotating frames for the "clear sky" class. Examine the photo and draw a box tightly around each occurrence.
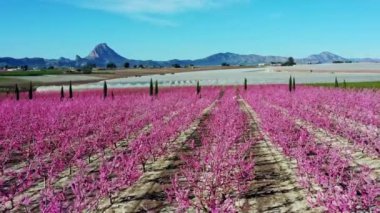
[1,0,379,60]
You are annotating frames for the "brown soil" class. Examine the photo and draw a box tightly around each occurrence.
[269,103,380,182]
[94,101,218,212]
[238,100,321,212]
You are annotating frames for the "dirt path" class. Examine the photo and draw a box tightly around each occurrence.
[94,100,218,212]
[6,125,151,212]
[6,106,184,212]
[297,118,380,182]
[3,97,212,212]
[319,104,380,130]
[269,103,380,182]
[238,99,321,213]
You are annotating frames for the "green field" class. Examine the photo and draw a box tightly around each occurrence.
[0,77,31,92]
[0,78,10,82]
[0,70,66,76]
[309,81,380,89]
[0,77,29,84]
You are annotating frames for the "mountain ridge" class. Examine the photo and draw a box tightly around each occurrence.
[85,43,127,64]
[1,43,380,68]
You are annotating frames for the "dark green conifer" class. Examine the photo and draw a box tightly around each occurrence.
[28,82,33,100]
[155,80,159,96]
[60,86,64,100]
[197,81,201,95]
[69,81,73,98]
[103,81,108,99]
[292,77,296,91]
[335,77,339,88]
[149,78,154,96]
[15,84,20,101]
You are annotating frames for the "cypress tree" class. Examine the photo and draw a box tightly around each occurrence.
[244,78,247,91]
[292,77,296,91]
[343,80,347,88]
[197,81,201,95]
[103,81,108,99]
[15,84,20,101]
[28,82,33,100]
[289,76,292,92]
[60,86,64,100]
[69,81,73,99]
[335,77,339,88]
[155,80,158,96]
[149,78,153,96]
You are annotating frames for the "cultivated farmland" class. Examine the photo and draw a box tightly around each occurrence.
[0,85,379,212]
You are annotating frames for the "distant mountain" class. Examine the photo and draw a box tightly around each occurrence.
[350,58,380,63]
[85,43,127,65]
[0,57,46,67]
[297,52,347,64]
[1,43,379,68]
[193,52,289,66]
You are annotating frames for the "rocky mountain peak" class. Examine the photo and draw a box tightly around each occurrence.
[305,51,346,63]
[85,43,126,63]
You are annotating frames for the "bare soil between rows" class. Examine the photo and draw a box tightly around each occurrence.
[6,95,379,212]
[92,98,320,212]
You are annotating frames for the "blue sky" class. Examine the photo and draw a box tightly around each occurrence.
[1,0,379,60]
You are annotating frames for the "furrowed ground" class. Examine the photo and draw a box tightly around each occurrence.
[0,85,379,212]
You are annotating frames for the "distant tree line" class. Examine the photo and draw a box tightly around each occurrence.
[281,57,296,66]
[21,65,29,71]
[106,63,117,69]
[333,60,352,64]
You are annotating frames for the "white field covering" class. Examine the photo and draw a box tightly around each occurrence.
[37,63,380,92]
[15,75,104,83]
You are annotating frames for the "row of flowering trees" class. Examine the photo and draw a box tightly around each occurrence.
[167,88,255,212]
[0,87,220,212]
[1,84,379,212]
[58,87,219,212]
[243,85,379,212]
[254,86,380,156]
